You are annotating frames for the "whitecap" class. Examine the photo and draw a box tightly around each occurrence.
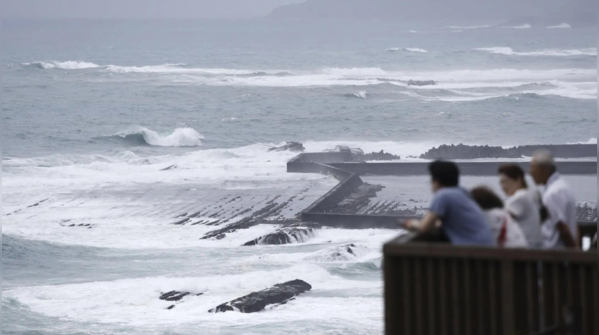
[476,47,596,57]
[504,24,532,29]
[547,23,572,29]
[115,127,204,147]
[23,61,100,70]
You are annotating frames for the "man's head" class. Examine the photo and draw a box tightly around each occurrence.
[428,161,460,192]
[530,150,557,185]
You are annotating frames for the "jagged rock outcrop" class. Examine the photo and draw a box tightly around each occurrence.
[355,150,401,162]
[160,291,203,302]
[209,279,312,314]
[420,144,596,160]
[243,224,316,246]
[269,142,305,152]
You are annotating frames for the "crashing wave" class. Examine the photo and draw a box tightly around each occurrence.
[504,24,532,29]
[476,47,596,57]
[112,127,204,147]
[23,61,100,70]
[546,23,572,29]
[445,25,490,30]
[345,91,367,99]
[386,48,428,53]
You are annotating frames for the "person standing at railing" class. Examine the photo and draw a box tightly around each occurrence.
[498,164,543,248]
[529,150,580,249]
[471,187,529,248]
[402,161,496,246]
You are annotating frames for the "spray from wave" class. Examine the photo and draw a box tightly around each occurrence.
[23,61,100,70]
[476,47,596,57]
[386,48,428,53]
[504,24,532,29]
[112,127,204,147]
[546,23,572,29]
[446,25,491,30]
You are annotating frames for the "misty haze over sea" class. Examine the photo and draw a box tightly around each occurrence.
[2,0,597,334]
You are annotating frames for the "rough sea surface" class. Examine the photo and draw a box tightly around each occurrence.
[2,19,597,334]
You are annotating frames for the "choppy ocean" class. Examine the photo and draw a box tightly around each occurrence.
[2,19,597,334]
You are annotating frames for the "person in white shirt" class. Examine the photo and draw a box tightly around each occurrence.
[529,150,579,249]
[471,187,529,248]
[498,164,543,248]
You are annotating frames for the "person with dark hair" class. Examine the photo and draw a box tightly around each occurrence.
[529,151,579,249]
[471,187,528,248]
[403,161,496,246]
[498,164,543,248]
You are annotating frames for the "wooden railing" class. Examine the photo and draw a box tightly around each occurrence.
[384,233,597,335]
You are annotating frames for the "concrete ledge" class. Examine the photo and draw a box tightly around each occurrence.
[291,150,597,230]
[328,161,597,176]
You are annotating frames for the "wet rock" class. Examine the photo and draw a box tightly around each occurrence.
[215,234,227,240]
[306,244,370,262]
[421,143,597,160]
[243,225,315,246]
[160,291,203,302]
[354,150,401,162]
[269,142,305,152]
[160,165,177,171]
[209,279,312,313]
[408,80,437,86]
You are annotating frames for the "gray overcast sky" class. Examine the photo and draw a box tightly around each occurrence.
[1,0,304,19]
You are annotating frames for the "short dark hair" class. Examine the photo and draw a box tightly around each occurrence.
[498,164,528,188]
[428,161,460,187]
[471,187,504,210]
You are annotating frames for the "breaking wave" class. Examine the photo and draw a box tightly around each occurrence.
[345,91,368,99]
[386,48,428,53]
[547,23,572,29]
[476,47,597,57]
[111,127,204,147]
[504,24,532,29]
[445,25,490,30]
[23,61,100,70]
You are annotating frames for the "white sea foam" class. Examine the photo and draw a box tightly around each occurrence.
[23,61,100,70]
[547,23,572,29]
[504,24,532,29]
[445,25,491,30]
[386,47,428,53]
[352,91,368,99]
[3,264,383,330]
[116,127,204,147]
[476,47,597,57]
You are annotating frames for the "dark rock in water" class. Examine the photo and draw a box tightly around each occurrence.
[269,142,305,152]
[421,144,597,160]
[354,150,401,162]
[408,80,436,86]
[160,165,178,171]
[215,234,226,240]
[306,243,370,262]
[167,305,176,310]
[243,225,315,246]
[209,279,312,314]
[160,291,203,302]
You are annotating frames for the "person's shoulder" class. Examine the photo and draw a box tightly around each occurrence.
[436,187,465,198]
